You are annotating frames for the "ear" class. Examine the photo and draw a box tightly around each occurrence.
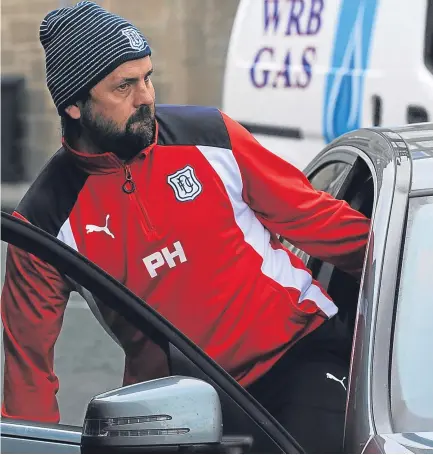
[65,104,81,120]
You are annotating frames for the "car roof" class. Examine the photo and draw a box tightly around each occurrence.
[379,123,433,193]
[321,123,433,195]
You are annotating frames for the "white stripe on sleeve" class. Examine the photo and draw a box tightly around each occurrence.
[197,145,338,318]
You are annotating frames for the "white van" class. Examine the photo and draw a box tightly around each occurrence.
[223,0,433,170]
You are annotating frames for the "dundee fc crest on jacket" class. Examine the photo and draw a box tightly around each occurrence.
[167,166,202,202]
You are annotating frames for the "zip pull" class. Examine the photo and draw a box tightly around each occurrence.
[122,165,136,194]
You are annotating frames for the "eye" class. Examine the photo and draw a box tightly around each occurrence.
[145,71,153,83]
[117,82,130,92]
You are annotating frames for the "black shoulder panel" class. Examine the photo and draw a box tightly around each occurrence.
[16,148,88,236]
[156,104,232,149]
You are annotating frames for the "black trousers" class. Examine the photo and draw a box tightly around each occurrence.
[246,318,352,454]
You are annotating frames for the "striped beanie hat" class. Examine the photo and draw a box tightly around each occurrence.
[40,1,151,114]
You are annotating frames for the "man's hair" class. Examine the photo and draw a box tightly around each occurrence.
[60,91,91,143]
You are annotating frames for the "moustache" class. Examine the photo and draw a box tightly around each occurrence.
[128,105,153,124]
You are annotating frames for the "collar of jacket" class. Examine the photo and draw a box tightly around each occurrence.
[63,121,159,175]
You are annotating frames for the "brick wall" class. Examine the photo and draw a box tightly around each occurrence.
[1,0,239,181]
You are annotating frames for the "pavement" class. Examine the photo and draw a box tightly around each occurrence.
[1,182,29,213]
[1,184,126,426]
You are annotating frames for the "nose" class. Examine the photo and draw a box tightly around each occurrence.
[133,81,154,107]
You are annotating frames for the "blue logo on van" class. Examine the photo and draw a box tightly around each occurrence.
[323,0,379,143]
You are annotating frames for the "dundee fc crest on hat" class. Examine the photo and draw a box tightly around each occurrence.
[167,166,202,202]
[121,27,146,51]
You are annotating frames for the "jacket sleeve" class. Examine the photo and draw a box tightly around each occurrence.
[1,212,71,423]
[221,112,370,277]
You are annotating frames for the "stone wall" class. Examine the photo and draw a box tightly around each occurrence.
[1,0,239,180]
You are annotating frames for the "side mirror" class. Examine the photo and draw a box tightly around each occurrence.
[81,376,223,453]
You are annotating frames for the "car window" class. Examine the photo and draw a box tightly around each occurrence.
[390,195,433,433]
[0,213,301,453]
[280,161,352,261]
[308,157,374,278]
[308,161,352,194]
[0,240,166,426]
[425,0,433,74]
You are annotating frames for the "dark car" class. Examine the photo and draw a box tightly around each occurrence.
[1,124,433,454]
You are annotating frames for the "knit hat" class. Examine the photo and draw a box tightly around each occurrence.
[40,1,151,114]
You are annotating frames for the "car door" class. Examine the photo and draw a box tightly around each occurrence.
[1,421,82,454]
[272,135,378,452]
[342,126,433,453]
[0,211,302,454]
[292,126,426,453]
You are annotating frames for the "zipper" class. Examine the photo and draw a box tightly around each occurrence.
[122,164,154,233]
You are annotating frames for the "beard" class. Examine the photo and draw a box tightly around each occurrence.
[80,103,156,161]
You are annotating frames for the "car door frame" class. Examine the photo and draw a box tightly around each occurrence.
[354,130,412,452]
[0,211,302,454]
[306,128,412,453]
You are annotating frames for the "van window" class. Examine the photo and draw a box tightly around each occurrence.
[424,0,433,72]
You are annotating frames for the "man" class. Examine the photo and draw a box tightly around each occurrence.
[1,1,369,452]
